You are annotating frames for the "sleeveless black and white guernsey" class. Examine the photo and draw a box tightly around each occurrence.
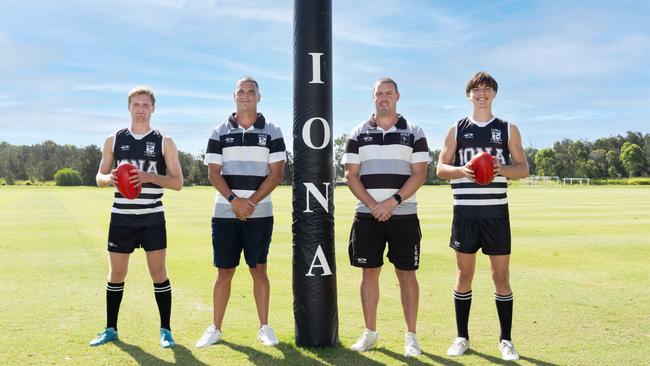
[451,117,510,219]
[111,128,166,226]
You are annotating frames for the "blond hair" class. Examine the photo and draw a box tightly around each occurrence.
[128,86,156,106]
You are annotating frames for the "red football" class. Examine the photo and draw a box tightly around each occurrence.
[116,162,141,199]
[469,152,495,185]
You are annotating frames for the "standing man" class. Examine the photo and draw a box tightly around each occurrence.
[436,71,529,361]
[342,78,430,357]
[90,86,183,348]
[195,76,286,348]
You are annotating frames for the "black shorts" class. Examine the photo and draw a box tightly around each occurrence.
[107,224,167,253]
[348,213,421,271]
[211,217,273,268]
[449,217,511,255]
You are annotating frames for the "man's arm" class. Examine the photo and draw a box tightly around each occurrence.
[371,161,428,221]
[436,125,474,181]
[207,163,254,220]
[498,123,529,179]
[247,161,285,205]
[345,163,379,213]
[96,136,116,187]
[129,136,183,191]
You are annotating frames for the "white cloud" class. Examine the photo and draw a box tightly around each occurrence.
[74,83,232,101]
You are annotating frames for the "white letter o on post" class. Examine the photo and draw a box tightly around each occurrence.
[302,117,330,150]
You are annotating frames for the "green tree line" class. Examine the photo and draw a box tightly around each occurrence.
[1,131,648,186]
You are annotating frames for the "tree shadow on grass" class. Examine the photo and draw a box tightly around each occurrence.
[114,340,208,365]
[378,347,466,366]
[222,340,385,366]
[221,340,325,366]
[307,343,385,366]
[470,348,560,366]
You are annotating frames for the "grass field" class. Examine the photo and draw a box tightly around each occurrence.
[1,185,649,365]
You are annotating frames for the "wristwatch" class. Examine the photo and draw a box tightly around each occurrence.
[392,193,402,204]
[227,194,237,203]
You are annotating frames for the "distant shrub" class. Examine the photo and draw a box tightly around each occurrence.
[5,173,15,185]
[54,168,83,186]
[592,178,650,185]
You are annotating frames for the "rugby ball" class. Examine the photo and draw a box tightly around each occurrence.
[469,152,495,185]
[116,162,141,199]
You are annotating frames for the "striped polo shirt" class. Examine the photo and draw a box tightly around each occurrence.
[451,116,510,218]
[110,128,166,227]
[342,115,430,216]
[204,113,286,219]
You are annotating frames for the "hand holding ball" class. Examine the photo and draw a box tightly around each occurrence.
[116,163,141,199]
[469,152,495,185]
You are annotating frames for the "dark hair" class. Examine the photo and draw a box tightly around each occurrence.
[236,76,260,93]
[465,71,498,96]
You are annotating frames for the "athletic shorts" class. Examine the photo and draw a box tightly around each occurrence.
[211,217,273,268]
[449,217,511,255]
[348,213,421,271]
[107,224,167,253]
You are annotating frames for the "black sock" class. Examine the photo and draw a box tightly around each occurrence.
[454,290,472,339]
[154,280,172,331]
[106,282,125,330]
[495,292,513,341]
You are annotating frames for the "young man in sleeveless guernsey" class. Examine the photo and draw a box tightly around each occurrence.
[195,77,285,348]
[436,72,529,361]
[90,86,183,348]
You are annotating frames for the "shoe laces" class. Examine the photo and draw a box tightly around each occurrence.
[360,330,376,347]
[452,337,468,350]
[500,340,515,354]
[405,333,419,348]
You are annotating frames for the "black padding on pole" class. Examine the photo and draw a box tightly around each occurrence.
[292,0,338,347]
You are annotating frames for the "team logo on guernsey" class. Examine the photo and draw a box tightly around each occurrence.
[258,134,268,146]
[491,129,502,144]
[120,145,130,151]
[400,133,410,145]
[463,133,474,139]
[362,135,374,142]
[145,142,156,157]
[225,137,235,143]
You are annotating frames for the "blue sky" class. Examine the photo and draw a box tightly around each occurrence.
[1,0,648,154]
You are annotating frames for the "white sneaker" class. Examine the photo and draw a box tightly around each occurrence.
[195,325,222,348]
[404,332,421,357]
[258,324,279,346]
[447,337,470,356]
[499,339,520,361]
[350,329,379,352]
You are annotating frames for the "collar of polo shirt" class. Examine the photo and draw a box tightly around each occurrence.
[227,112,267,130]
[365,114,408,130]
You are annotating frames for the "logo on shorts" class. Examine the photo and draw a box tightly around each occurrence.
[452,240,461,249]
[490,129,502,144]
[145,142,156,157]
[120,145,130,151]
[356,257,367,264]
[108,241,118,248]
[414,245,419,266]
[258,134,268,146]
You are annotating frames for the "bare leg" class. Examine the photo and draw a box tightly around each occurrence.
[213,267,236,330]
[395,268,419,333]
[360,267,382,331]
[249,264,270,327]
